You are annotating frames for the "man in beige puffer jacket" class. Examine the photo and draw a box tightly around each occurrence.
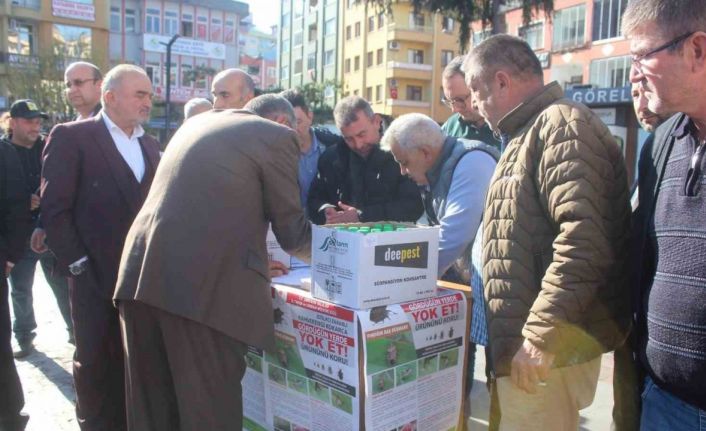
[463,35,631,430]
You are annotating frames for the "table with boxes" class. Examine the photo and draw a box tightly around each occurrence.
[245,223,471,431]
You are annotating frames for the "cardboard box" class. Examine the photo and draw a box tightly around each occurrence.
[242,283,470,431]
[267,225,291,268]
[311,223,439,309]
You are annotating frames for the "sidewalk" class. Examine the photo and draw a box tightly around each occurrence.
[11,267,616,430]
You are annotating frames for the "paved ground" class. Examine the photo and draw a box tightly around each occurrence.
[10,267,616,430]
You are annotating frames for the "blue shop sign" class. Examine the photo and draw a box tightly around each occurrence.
[564,86,631,106]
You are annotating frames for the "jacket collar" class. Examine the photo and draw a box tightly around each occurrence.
[425,136,456,187]
[497,81,564,138]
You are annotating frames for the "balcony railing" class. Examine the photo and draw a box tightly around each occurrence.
[387,22,433,34]
[11,0,40,9]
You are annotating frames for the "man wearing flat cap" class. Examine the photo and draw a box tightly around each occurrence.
[1,100,73,359]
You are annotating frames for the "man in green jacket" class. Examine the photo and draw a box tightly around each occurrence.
[464,35,631,430]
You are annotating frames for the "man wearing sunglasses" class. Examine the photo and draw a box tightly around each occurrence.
[441,56,501,153]
[622,0,706,429]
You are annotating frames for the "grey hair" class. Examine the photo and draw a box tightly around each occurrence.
[380,113,444,152]
[462,34,542,87]
[333,96,374,129]
[65,61,102,81]
[442,55,466,81]
[244,94,295,127]
[183,98,212,119]
[622,0,706,39]
[100,64,149,106]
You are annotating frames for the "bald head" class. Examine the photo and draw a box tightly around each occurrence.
[211,68,255,109]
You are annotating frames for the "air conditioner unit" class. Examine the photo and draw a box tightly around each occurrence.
[388,41,400,50]
[389,78,398,88]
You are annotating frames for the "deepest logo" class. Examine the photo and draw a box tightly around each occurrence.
[374,242,428,269]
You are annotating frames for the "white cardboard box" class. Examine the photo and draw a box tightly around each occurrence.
[266,226,291,268]
[311,223,439,309]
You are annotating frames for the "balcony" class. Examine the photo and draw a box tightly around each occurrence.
[387,22,433,43]
[11,0,40,9]
[386,61,432,80]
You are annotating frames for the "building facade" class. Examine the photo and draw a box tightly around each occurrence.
[279,0,340,107]
[0,0,109,109]
[474,0,639,180]
[339,0,460,124]
[239,24,277,90]
[108,0,248,110]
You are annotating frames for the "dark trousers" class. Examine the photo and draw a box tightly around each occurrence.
[69,271,125,431]
[0,277,25,428]
[119,300,247,431]
[9,246,72,343]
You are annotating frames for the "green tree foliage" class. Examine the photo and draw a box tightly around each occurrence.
[365,0,553,51]
[298,79,341,124]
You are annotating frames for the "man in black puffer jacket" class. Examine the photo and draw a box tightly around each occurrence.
[307,96,422,225]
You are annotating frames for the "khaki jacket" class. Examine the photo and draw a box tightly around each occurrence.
[482,82,631,376]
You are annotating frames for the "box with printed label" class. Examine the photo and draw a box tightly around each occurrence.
[311,223,439,309]
[267,226,291,268]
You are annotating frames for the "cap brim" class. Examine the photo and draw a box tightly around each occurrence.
[21,112,49,119]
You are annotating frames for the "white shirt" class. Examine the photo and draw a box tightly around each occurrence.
[101,111,146,182]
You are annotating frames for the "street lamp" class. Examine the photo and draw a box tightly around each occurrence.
[160,33,179,142]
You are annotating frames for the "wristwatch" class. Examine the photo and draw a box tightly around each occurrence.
[69,259,88,276]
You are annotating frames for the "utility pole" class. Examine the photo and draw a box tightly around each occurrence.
[161,33,180,143]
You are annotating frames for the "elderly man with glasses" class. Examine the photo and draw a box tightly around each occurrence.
[621,1,706,430]
[441,56,501,152]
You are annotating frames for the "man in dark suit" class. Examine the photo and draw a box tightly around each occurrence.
[114,95,311,430]
[41,64,161,431]
[0,139,32,431]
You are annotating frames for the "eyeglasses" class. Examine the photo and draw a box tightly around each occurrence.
[442,93,471,108]
[65,78,98,89]
[631,31,694,70]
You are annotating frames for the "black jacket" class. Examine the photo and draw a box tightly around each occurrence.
[0,139,32,266]
[312,126,344,149]
[307,141,423,224]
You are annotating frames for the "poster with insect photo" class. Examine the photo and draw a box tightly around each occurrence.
[261,284,361,431]
[359,289,468,431]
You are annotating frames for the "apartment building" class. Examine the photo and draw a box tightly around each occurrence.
[0,0,109,108]
[474,0,640,180]
[279,0,340,107]
[239,24,277,90]
[108,0,248,109]
[339,0,459,124]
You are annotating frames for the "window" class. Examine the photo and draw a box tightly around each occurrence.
[377,48,383,65]
[355,22,361,37]
[211,18,222,41]
[406,85,422,101]
[410,13,425,28]
[194,60,208,89]
[53,24,92,58]
[293,0,303,19]
[110,7,121,32]
[368,16,375,32]
[367,51,373,67]
[377,13,384,28]
[442,17,454,32]
[224,20,235,43]
[294,31,303,46]
[307,52,316,70]
[345,58,351,73]
[145,61,161,86]
[408,49,424,64]
[282,13,290,26]
[346,25,351,40]
[473,29,491,46]
[441,50,454,67]
[145,8,160,33]
[324,49,334,66]
[281,65,289,79]
[593,0,627,41]
[181,14,193,37]
[354,55,360,71]
[375,84,382,101]
[197,16,207,39]
[8,21,34,55]
[181,63,193,87]
[164,11,178,36]
[308,24,317,41]
[589,55,631,88]
[552,5,586,51]
[366,86,373,101]
[519,22,544,50]
[294,58,303,74]
[125,9,136,33]
[282,36,290,53]
[324,18,336,36]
